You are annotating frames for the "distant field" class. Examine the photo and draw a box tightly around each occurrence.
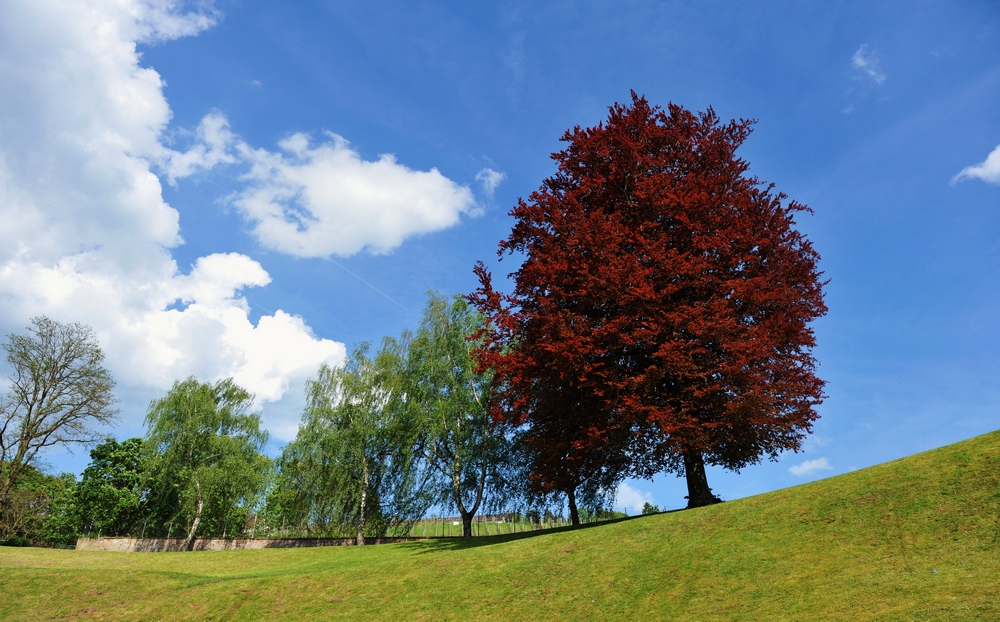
[2,430,998,620]
[407,516,576,538]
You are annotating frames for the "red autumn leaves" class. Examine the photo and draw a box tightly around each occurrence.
[470,93,826,509]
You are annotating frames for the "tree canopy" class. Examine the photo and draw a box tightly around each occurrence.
[472,93,827,507]
[74,437,146,538]
[404,292,521,536]
[143,377,270,549]
[273,341,428,544]
[0,317,117,516]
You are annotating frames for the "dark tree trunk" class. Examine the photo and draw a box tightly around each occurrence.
[567,488,580,526]
[683,450,722,509]
[461,511,473,538]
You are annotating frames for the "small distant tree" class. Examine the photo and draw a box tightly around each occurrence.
[0,317,118,514]
[641,502,659,515]
[143,378,270,550]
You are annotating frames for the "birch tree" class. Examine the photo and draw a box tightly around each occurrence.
[405,293,520,537]
[276,340,427,545]
[143,377,270,549]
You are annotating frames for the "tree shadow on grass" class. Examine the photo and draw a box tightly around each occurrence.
[399,508,685,554]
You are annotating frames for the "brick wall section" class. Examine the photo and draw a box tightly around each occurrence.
[75,536,430,552]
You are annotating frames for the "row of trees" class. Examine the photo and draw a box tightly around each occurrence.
[0,317,271,547]
[3,94,827,545]
[267,292,541,544]
[1,296,604,547]
[1,375,270,548]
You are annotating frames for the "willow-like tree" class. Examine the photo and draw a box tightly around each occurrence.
[405,292,521,537]
[143,378,270,549]
[276,341,428,545]
[472,93,826,508]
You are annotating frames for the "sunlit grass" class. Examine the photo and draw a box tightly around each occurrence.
[2,430,998,620]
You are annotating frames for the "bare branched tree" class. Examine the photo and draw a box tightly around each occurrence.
[0,317,118,510]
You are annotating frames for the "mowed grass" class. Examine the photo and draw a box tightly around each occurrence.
[2,431,999,621]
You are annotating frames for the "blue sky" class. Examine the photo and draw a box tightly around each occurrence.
[1,0,998,512]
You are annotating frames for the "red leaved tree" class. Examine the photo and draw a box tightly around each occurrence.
[471,93,826,509]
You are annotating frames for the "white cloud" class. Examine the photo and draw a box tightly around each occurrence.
[952,143,1000,185]
[788,457,834,477]
[164,111,238,182]
[615,482,655,514]
[476,167,506,198]
[0,1,345,436]
[223,131,477,258]
[852,44,885,85]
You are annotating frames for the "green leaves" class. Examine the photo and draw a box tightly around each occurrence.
[405,293,521,535]
[272,340,429,541]
[74,437,146,537]
[143,378,271,540]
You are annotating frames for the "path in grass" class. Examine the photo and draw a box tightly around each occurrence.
[2,430,999,620]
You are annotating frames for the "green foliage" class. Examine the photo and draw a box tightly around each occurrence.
[405,292,523,536]
[641,502,659,515]
[0,464,75,542]
[269,342,429,541]
[143,378,271,541]
[578,506,627,522]
[73,437,147,537]
[37,472,80,545]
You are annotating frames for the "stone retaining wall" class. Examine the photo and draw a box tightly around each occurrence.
[75,536,428,552]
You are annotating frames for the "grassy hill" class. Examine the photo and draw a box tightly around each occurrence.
[2,430,998,620]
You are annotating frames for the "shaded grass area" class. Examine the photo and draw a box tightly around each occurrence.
[2,430,999,620]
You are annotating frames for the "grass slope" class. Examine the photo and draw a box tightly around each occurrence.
[2,430,998,621]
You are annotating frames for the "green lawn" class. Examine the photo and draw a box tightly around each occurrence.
[2,430,999,620]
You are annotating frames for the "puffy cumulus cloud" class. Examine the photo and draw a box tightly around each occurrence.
[851,44,885,85]
[0,0,188,269]
[228,132,478,257]
[952,143,1000,185]
[788,457,834,477]
[615,482,655,514]
[0,252,345,402]
[0,1,344,432]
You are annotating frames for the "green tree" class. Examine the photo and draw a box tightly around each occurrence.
[0,464,75,542]
[143,378,270,550]
[406,292,521,537]
[0,317,118,514]
[641,502,659,515]
[74,437,147,537]
[273,341,428,545]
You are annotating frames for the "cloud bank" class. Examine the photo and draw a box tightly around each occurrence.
[0,0,347,425]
